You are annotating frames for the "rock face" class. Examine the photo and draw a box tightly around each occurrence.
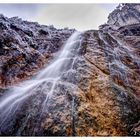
[0,3,140,136]
[107,4,140,28]
[0,14,74,88]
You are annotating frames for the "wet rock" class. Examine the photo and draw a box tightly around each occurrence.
[0,14,74,88]
[0,4,140,136]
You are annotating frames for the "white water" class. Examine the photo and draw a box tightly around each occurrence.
[0,31,83,131]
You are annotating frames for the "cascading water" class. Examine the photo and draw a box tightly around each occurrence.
[0,31,83,136]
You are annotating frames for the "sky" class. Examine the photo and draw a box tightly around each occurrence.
[0,4,118,31]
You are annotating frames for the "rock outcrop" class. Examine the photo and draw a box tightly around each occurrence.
[0,14,74,88]
[107,4,140,29]
[0,3,140,136]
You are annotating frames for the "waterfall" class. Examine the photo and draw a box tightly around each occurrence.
[0,31,83,135]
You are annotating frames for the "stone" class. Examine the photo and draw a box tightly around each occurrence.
[0,3,140,136]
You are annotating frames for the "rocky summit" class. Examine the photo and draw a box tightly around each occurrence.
[0,4,140,136]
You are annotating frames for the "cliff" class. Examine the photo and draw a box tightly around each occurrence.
[107,4,140,28]
[0,4,140,136]
[0,14,74,88]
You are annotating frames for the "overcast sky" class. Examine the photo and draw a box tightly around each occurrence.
[0,4,118,30]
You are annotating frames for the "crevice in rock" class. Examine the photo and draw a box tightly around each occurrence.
[84,56,109,75]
